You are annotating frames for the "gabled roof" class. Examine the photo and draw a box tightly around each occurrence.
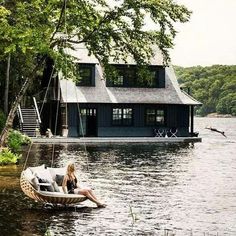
[59,65,202,106]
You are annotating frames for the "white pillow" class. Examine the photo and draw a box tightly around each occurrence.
[34,169,53,183]
[29,164,45,174]
[31,176,39,190]
[47,167,66,181]
[24,168,35,183]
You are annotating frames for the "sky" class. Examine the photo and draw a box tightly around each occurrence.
[170,0,236,67]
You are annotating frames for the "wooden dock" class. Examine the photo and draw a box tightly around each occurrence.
[31,137,202,144]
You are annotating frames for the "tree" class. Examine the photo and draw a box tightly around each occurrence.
[4,54,10,114]
[175,65,236,116]
[216,93,236,116]
[0,0,191,146]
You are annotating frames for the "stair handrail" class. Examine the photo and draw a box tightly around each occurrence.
[17,105,24,124]
[33,97,41,124]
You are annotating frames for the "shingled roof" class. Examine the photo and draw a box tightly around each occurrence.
[60,46,201,105]
[66,44,164,65]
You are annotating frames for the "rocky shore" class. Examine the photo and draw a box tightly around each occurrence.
[206,113,234,118]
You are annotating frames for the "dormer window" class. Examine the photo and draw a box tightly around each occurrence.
[76,64,95,86]
[113,75,124,86]
[106,65,165,88]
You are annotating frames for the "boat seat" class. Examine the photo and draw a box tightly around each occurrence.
[20,166,87,204]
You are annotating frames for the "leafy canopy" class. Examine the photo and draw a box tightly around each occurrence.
[175,65,236,116]
[0,0,191,79]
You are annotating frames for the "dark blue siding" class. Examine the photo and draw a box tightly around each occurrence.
[67,103,190,137]
[68,104,79,137]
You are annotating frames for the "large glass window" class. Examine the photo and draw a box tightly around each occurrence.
[112,108,133,126]
[145,109,165,126]
[76,64,95,86]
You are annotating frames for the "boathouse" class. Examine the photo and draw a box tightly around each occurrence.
[21,44,199,139]
[40,45,200,138]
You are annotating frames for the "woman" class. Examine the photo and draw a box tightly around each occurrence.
[62,163,106,208]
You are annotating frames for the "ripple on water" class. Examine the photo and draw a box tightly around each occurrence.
[0,118,236,235]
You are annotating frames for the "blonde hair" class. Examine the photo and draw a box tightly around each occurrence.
[67,163,75,177]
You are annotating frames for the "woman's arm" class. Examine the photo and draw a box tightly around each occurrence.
[62,175,68,194]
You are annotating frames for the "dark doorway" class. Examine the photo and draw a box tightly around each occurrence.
[87,109,97,136]
[79,108,97,137]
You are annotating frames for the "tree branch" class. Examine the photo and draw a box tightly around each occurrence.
[50,0,67,43]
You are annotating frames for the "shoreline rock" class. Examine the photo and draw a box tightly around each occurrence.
[206,113,234,118]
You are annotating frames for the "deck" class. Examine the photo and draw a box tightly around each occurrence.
[31,136,202,144]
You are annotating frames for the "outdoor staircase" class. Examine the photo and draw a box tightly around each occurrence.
[20,108,40,137]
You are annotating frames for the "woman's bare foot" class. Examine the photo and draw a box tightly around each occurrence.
[97,203,107,208]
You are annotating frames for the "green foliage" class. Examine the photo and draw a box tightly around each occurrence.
[0,0,191,142]
[6,129,31,153]
[0,109,6,133]
[175,65,236,116]
[0,0,191,78]
[0,147,21,165]
[216,93,236,115]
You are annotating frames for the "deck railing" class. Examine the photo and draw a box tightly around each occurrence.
[33,97,41,124]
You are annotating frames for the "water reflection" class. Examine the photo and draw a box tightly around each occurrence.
[0,118,236,235]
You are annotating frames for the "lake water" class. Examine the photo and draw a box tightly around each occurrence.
[0,118,236,236]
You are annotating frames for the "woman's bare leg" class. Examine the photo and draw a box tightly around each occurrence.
[88,189,98,201]
[75,189,102,206]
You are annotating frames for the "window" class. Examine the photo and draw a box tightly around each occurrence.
[76,64,95,86]
[107,65,165,88]
[123,108,133,125]
[156,110,165,124]
[110,67,135,87]
[145,70,157,87]
[112,108,122,125]
[113,75,124,86]
[112,108,133,126]
[146,109,156,125]
[146,109,165,126]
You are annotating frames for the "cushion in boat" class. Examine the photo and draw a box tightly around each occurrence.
[34,169,53,183]
[47,167,66,181]
[52,181,60,192]
[24,168,34,181]
[29,164,45,174]
[55,174,64,186]
[34,169,55,191]
[31,176,40,190]
[38,178,54,192]
[24,168,39,190]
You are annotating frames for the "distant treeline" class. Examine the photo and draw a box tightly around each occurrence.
[174,65,236,116]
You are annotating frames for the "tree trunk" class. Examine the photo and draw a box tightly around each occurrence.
[0,58,46,147]
[4,54,11,115]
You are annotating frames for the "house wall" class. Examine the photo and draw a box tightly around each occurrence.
[67,103,190,137]
[97,104,189,137]
[41,101,62,135]
[68,104,79,137]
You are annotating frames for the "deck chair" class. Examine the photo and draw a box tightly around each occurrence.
[169,128,178,137]
[154,128,165,137]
